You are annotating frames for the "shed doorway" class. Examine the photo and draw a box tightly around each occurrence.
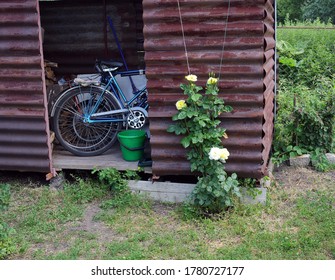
[38,0,150,172]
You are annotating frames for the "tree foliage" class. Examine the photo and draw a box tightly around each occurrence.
[277,0,304,23]
[277,0,335,24]
[302,0,335,23]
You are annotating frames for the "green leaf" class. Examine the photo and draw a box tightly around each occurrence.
[225,198,232,206]
[289,151,297,158]
[231,173,237,180]
[186,109,196,118]
[181,137,191,148]
[191,93,202,102]
[194,86,203,92]
[190,162,198,172]
[212,120,221,127]
[167,125,176,133]
[172,114,179,121]
[177,111,187,120]
[218,174,226,181]
[279,57,297,67]
[295,147,303,155]
[213,190,221,197]
[193,134,204,144]
[286,145,293,152]
[223,182,231,192]
[199,120,206,127]
[176,126,187,135]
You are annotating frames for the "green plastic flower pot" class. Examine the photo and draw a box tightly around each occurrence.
[117,130,146,161]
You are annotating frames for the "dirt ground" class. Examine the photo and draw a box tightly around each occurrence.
[273,165,335,192]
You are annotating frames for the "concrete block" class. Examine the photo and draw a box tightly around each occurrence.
[129,180,268,206]
[289,154,311,167]
[260,176,271,188]
[128,180,195,203]
[240,187,267,205]
[325,153,335,164]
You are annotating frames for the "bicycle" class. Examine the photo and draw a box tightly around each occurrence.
[50,60,149,157]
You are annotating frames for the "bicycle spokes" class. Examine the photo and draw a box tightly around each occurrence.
[53,86,122,156]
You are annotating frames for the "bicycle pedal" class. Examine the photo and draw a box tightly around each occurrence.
[138,157,152,167]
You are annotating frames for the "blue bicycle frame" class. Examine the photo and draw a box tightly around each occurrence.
[86,69,148,124]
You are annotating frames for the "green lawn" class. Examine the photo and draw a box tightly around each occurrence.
[0,167,334,260]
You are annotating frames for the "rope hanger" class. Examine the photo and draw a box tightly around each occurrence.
[176,0,231,80]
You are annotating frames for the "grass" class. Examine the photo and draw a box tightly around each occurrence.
[277,27,335,49]
[0,167,334,260]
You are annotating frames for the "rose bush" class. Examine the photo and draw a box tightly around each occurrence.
[168,74,240,214]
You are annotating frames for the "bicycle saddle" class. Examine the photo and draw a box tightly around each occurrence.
[95,59,123,73]
[101,60,123,68]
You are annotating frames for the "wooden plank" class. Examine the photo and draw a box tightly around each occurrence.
[52,144,150,172]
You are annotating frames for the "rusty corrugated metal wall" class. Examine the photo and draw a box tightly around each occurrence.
[143,0,275,178]
[262,0,275,175]
[40,0,144,76]
[0,0,53,173]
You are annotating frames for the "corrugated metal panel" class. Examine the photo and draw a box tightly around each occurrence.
[0,0,53,173]
[262,0,275,175]
[40,0,144,76]
[143,0,275,178]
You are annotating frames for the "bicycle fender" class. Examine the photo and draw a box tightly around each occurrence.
[50,85,123,117]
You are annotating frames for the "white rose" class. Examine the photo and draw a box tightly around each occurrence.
[209,147,221,161]
[185,74,197,82]
[219,148,230,161]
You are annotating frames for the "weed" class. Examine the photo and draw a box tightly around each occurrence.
[93,168,138,195]
[0,221,16,259]
[310,149,335,172]
[93,168,151,211]
[64,176,109,204]
[0,184,15,259]
[176,203,202,221]
[0,184,10,211]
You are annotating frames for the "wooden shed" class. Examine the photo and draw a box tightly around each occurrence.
[0,0,276,179]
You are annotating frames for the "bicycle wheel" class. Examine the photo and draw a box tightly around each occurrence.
[53,85,123,156]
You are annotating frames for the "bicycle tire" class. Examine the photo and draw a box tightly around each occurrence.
[52,85,123,156]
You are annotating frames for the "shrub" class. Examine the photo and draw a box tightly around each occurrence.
[274,23,335,166]
[168,74,240,214]
[275,77,334,152]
